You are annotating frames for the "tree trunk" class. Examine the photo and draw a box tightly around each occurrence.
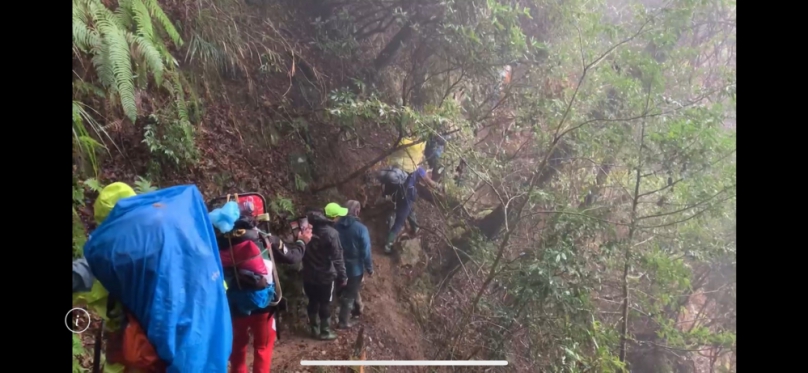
[373,21,415,71]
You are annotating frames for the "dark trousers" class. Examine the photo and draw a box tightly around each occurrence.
[390,198,418,236]
[303,281,334,325]
[339,275,364,318]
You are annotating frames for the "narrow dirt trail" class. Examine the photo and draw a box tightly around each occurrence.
[267,203,428,372]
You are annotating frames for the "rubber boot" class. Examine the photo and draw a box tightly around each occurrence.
[308,313,320,339]
[352,293,363,319]
[337,299,356,329]
[384,232,396,254]
[319,324,338,340]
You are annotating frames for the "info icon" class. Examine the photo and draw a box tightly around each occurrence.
[65,308,91,334]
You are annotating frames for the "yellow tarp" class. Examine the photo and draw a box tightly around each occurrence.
[388,137,424,173]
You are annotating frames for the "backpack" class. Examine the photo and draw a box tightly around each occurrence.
[106,308,166,372]
[216,216,278,316]
[378,166,409,187]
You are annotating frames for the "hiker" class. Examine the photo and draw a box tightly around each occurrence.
[333,200,373,329]
[84,184,232,373]
[424,130,454,183]
[215,200,310,373]
[219,223,311,373]
[301,204,348,340]
[384,165,441,254]
[73,182,137,373]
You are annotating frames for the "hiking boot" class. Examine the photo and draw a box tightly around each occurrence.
[384,243,393,254]
[319,325,338,340]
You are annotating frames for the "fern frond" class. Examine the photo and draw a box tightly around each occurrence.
[130,0,155,43]
[73,2,101,53]
[97,15,137,121]
[142,0,183,47]
[88,0,124,29]
[87,0,118,89]
[172,74,189,125]
[73,16,99,53]
[90,42,116,89]
[162,71,189,125]
[114,0,134,30]
[126,32,164,85]
[154,38,178,67]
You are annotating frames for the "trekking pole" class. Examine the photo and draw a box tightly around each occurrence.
[276,312,282,341]
[92,319,104,373]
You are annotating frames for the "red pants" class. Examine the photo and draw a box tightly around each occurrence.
[230,313,276,373]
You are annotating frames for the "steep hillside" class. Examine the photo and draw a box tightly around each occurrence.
[72,0,736,372]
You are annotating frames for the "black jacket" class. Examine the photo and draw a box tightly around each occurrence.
[301,212,347,285]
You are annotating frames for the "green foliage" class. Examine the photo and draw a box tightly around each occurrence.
[73,334,87,372]
[72,177,103,257]
[73,207,87,258]
[294,174,308,192]
[397,0,737,369]
[133,175,158,193]
[72,0,183,122]
[72,100,109,175]
[269,195,296,216]
[312,12,361,58]
[143,110,198,166]
[327,89,463,140]
[73,0,194,179]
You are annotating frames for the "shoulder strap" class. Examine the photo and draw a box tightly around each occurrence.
[226,236,242,290]
[260,233,283,307]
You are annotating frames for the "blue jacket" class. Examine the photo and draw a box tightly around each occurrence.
[335,216,374,278]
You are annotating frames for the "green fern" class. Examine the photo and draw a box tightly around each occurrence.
[128,33,164,85]
[130,0,154,42]
[104,23,138,121]
[270,195,296,216]
[142,0,183,46]
[133,176,158,193]
[73,0,191,175]
[73,0,184,122]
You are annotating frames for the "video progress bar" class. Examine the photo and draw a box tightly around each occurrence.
[301,360,508,366]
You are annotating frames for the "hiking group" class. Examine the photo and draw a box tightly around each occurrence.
[70,133,448,373]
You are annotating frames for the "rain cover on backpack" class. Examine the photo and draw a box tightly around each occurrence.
[84,185,232,373]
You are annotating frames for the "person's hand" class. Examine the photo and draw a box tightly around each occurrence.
[340,279,348,287]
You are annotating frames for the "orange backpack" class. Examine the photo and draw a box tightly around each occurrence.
[106,313,166,373]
